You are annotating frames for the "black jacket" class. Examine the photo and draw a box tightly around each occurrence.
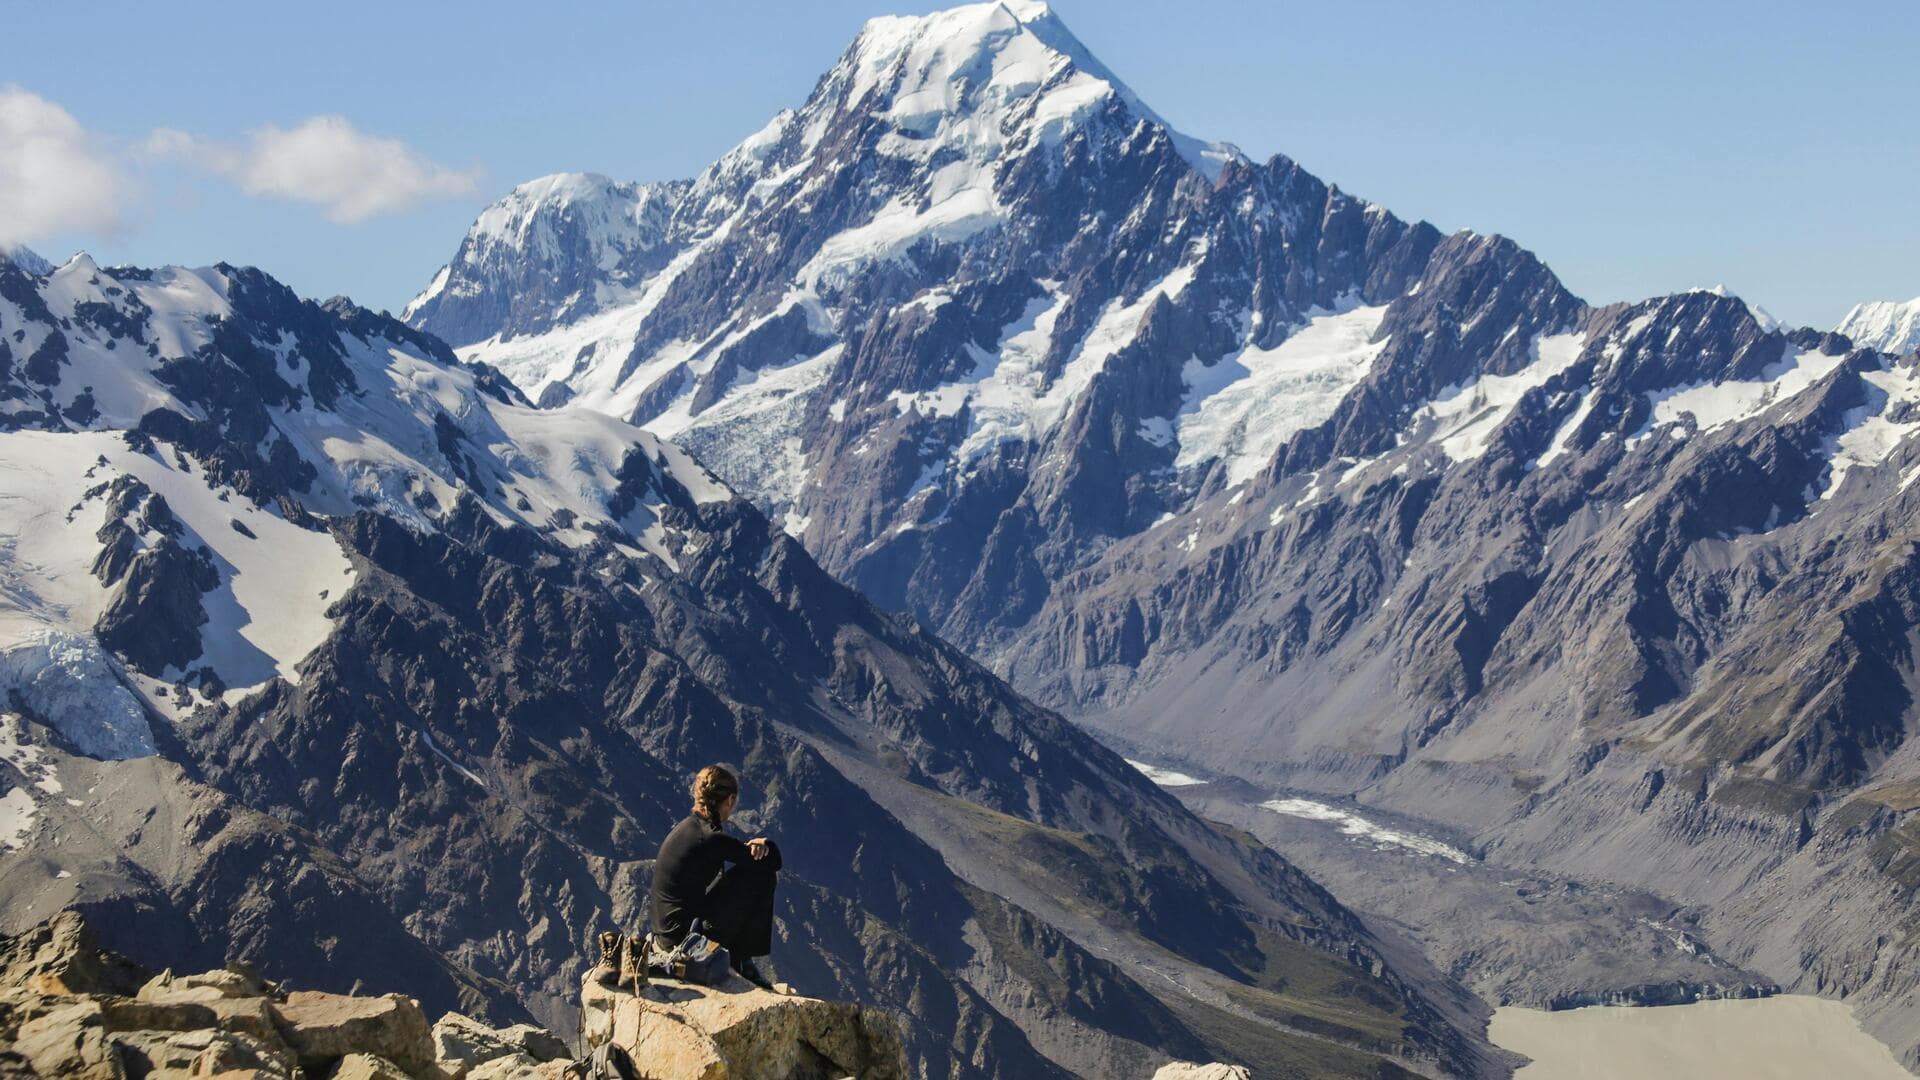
[649,814,780,941]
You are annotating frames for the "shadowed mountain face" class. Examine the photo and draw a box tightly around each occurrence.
[406,0,1920,1070]
[0,248,1498,1079]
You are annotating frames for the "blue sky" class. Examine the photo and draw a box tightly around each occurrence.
[8,1,1916,327]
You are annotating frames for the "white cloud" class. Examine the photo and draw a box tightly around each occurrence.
[146,116,480,224]
[0,86,129,247]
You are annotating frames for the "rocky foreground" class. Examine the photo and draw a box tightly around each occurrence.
[1,913,573,1079]
[0,914,1248,1079]
[0,912,906,1079]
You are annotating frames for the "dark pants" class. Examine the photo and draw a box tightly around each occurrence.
[698,841,780,959]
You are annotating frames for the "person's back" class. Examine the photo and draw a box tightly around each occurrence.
[648,764,781,988]
[651,812,747,944]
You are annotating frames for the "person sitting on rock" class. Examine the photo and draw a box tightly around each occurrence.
[650,764,781,990]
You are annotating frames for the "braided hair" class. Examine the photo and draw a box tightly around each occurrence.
[691,764,739,826]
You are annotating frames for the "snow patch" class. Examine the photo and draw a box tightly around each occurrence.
[0,788,33,851]
[1261,797,1472,863]
[1127,759,1207,787]
[1639,346,1848,439]
[1815,361,1920,501]
[1422,332,1587,462]
[1175,302,1391,486]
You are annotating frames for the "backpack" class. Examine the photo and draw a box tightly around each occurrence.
[584,1042,641,1080]
[651,921,733,986]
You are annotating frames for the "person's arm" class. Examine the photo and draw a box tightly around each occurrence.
[706,830,769,863]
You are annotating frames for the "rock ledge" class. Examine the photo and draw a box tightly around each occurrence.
[580,969,905,1080]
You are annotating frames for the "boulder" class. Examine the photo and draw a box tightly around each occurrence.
[12,999,123,1080]
[97,994,221,1033]
[139,966,274,1002]
[111,1027,295,1079]
[203,996,288,1047]
[0,911,144,997]
[270,991,434,1076]
[580,972,905,1080]
[102,990,286,1052]
[505,1025,571,1064]
[433,1012,572,1079]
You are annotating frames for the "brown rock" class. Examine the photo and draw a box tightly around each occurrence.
[188,1029,299,1079]
[111,1027,295,1079]
[579,973,904,1080]
[98,993,220,1033]
[463,1051,541,1079]
[501,1025,569,1064]
[433,1012,572,1079]
[0,912,144,997]
[113,983,288,1048]
[207,996,288,1048]
[327,1052,414,1080]
[15,999,123,1080]
[271,991,434,1076]
[139,967,273,1003]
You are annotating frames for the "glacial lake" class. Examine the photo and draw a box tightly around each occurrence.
[1490,996,1910,1079]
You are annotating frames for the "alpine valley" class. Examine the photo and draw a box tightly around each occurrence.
[400,0,1920,1073]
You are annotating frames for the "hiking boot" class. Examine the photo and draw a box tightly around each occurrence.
[593,931,623,988]
[732,957,774,991]
[618,933,649,991]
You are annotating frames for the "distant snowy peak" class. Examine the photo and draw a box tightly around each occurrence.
[1685,284,1780,331]
[1,252,733,559]
[0,252,739,725]
[464,172,682,260]
[404,172,689,345]
[1837,296,1920,356]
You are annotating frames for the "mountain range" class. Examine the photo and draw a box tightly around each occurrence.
[0,243,1492,1076]
[400,0,1920,1071]
[4,1,1918,1076]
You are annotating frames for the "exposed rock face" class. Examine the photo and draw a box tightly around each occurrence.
[580,970,905,1080]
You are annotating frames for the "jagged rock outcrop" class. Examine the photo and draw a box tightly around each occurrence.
[580,970,905,1080]
[0,912,572,1080]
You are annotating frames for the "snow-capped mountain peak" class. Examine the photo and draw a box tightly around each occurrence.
[0,252,734,718]
[837,1,1239,179]
[1837,295,1920,355]
[402,171,689,342]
